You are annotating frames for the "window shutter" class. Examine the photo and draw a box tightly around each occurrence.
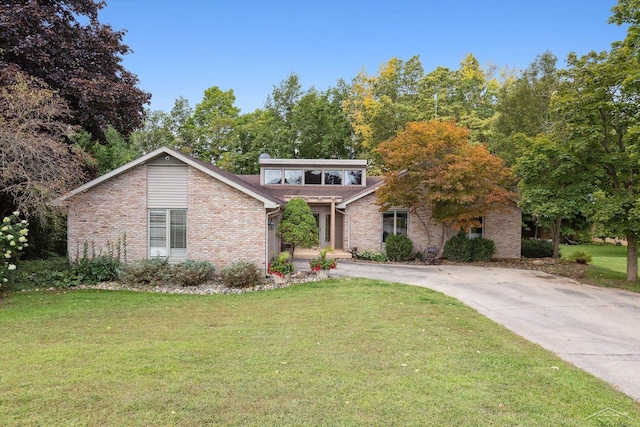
[147,165,188,208]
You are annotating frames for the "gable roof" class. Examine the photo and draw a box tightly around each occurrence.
[54,147,281,209]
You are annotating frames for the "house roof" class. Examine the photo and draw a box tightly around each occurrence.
[237,175,384,207]
[55,146,384,209]
[54,147,281,209]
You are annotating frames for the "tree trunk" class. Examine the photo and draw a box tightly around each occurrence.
[627,234,638,283]
[550,215,562,259]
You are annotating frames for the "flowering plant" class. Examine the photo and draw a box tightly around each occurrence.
[268,251,294,278]
[310,248,337,271]
[1,211,29,287]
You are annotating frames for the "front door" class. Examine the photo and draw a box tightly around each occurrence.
[313,212,331,248]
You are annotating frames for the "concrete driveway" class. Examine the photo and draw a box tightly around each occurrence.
[298,261,640,401]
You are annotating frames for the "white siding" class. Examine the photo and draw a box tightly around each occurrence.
[147,165,188,208]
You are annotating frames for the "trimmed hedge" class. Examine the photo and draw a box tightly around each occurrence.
[385,234,414,261]
[444,233,496,262]
[521,239,554,258]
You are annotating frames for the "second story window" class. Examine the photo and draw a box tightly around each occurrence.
[264,169,282,184]
[284,170,302,185]
[345,170,362,185]
[305,170,322,184]
[325,170,343,185]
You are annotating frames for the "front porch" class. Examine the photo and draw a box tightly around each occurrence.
[293,248,353,260]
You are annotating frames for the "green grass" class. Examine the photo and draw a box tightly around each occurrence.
[561,244,640,292]
[1,280,639,426]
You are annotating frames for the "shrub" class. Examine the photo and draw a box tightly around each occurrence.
[73,255,121,284]
[385,234,414,261]
[1,211,29,288]
[443,233,472,262]
[6,257,73,291]
[358,250,388,262]
[218,261,264,288]
[562,251,592,264]
[521,239,554,258]
[469,237,496,262]
[268,252,294,277]
[444,233,496,262]
[277,198,319,255]
[171,260,216,286]
[119,259,171,286]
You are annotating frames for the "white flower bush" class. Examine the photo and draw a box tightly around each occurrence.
[1,211,29,286]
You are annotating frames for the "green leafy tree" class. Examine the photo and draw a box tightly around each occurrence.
[514,134,593,258]
[277,198,319,257]
[190,86,240,164]
[291,83,354,159]
[552,31,640,280]
[493,51,560,165]
[344,56,425,167]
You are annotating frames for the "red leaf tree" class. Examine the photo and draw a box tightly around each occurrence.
[376,120,516,249]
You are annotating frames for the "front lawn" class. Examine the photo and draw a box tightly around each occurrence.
[1,280,639,426]
[561,244,640,292]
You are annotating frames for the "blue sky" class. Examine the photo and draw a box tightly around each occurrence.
[100,0,628,114]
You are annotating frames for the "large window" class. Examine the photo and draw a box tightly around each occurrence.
[264,168,365,185]
[305,170,323,184]
[284,169,302,185]
[324,170,343,185]
[382,210,408,242]
[149,209,187,259]
[264,169,282,184]
[344,170,362,185]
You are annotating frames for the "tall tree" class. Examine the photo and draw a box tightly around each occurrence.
[190,86,240,164]
[264,73,303,158]
[376,120,515,247]
[553,43,640,280]
[513,134,593,258]
[291,82,354,159]
[0,0,150,140]
[493,51,560,165]
[0,71,89,221]
[344,56,424,166]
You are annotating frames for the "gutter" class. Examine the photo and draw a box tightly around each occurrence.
[265,207,281,272]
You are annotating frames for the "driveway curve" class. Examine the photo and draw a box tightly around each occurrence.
[321,261,640,401]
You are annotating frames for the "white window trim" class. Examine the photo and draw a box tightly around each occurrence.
[382,209,409,243]
[148,209,187,260]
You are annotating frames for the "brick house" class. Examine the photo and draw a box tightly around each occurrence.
[55,146,521,269]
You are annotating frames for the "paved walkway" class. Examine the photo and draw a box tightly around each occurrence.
[295,260,640,401]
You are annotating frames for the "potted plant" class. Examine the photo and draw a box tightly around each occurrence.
[310,248,337,279]
[268,251,294,284]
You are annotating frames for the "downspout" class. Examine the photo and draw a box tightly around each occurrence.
[265,207,281,272]
[335,208,349,251]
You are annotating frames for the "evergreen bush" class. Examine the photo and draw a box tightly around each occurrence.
[385,234,414,261]
[443,233,472,262]
[469,237,496,262]
[521,239,554,258]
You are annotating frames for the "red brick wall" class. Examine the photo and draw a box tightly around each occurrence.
[345,193,522,259]
[188,168,266,268]
[65,165,268,269]
[66,166,147,262]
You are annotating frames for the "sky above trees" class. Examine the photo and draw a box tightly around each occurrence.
[100,0,627,114]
